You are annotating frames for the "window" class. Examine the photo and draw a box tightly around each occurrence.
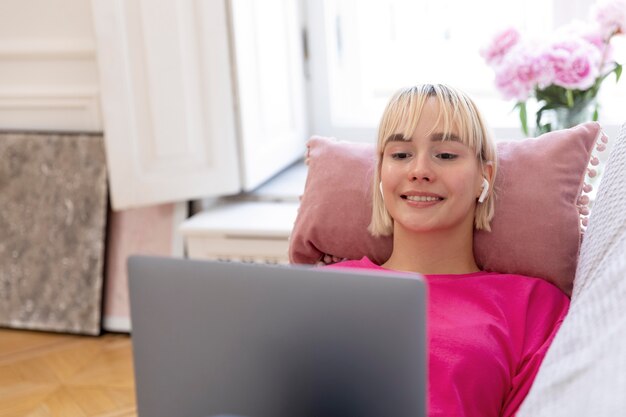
[305,0,626,142]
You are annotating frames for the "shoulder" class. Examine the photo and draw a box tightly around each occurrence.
[487,273,570,326]
[498,273,569,302]
[445,272,570,319]
[475,272,569,300]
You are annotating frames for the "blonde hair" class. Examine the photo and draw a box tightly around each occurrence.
[368,84,498,236]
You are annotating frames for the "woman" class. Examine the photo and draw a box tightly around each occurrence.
[328,84,569,417]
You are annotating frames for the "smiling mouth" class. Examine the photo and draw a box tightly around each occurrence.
[402,195,444,202]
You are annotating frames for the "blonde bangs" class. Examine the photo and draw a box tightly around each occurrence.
[377,85,486,157]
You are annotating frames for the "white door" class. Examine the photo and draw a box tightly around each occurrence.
[231,0,308,191]
[92,0,307,210]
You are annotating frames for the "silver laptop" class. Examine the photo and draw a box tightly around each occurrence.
[128,255,427,417]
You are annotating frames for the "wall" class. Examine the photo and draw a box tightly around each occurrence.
[0,0,101,131]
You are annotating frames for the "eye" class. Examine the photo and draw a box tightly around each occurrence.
[391,152,411,160]
[436,152,458,160]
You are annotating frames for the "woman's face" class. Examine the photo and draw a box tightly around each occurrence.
[380,97,485,236]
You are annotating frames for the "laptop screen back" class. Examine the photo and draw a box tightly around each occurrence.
[128,256,427,417]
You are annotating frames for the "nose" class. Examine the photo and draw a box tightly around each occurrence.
[408,153,435,182]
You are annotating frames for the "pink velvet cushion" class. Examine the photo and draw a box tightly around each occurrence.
[289,122,603,295]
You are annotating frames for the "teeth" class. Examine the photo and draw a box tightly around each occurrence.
[405,195,441,202]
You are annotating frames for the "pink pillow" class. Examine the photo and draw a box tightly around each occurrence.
[289,122,605,296]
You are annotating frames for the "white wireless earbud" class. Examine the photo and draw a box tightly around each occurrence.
[379,182,384,199]
[478,178,490,203]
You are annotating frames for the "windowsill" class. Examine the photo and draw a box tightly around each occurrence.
[192,159,308,214]
[246,159,308,202]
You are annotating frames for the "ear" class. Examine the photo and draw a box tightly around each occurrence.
[483,161,494,184]
[477,161,494,199]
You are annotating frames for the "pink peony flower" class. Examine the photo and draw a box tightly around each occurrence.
[541,38,601,90]
[556,20,608,53]
[493,43,546,100]
[580,28,614,72]
[480,27,521,65]
[592,0,626,39]
[494,64,530,101]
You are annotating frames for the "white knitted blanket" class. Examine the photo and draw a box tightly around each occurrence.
[517,122,626,417]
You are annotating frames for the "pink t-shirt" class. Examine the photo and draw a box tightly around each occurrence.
[326,256,569,417]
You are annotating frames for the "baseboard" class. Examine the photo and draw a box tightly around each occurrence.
[103,315,131,333]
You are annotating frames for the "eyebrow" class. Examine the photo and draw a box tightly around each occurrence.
[385,132,463,143]
[386,133,409,142]
[430,132,463,143]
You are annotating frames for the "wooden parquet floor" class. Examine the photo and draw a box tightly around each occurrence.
[0,328,136,417]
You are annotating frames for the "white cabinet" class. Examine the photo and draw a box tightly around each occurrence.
[180,201,299,263]
[180,158,307,264]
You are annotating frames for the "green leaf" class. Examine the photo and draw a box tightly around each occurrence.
[535,108,546,135]
[616,64,623,83]
[517,102,529,137]
[566,89,574,107]
[536,85,568,105]
[537,103,557,112]
[592,101,600,122]
[583,89,596,103]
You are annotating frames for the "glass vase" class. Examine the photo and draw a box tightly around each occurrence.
[542,100,597,132]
